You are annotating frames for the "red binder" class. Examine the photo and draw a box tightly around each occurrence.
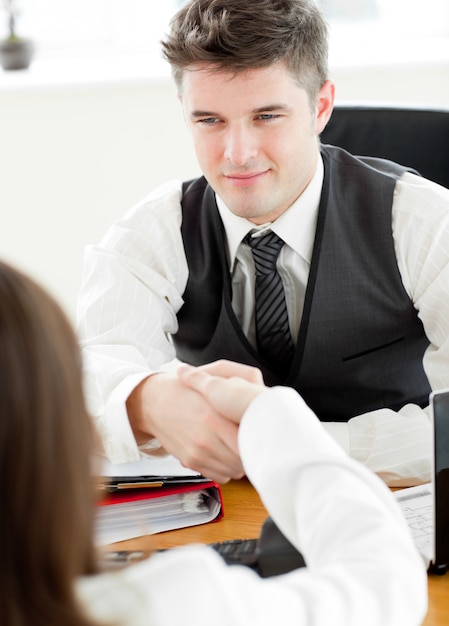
[96,480,224,545]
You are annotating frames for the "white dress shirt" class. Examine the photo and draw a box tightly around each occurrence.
[77,156,449,486]
[76,387,427,626]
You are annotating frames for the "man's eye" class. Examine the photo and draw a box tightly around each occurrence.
[198,117,219,125]
[258,114,280,121]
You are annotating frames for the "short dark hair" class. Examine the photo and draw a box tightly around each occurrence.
[161,0,329,101]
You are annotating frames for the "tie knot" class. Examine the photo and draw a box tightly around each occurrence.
[245,231,285,275]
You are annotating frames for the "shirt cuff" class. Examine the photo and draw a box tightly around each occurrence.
[99,372,153,464]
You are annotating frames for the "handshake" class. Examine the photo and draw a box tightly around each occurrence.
[126,360,268,483]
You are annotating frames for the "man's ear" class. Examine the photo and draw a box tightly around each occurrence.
[315,79,335,135]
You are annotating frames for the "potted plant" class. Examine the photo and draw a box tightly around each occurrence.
[0,0,34,70]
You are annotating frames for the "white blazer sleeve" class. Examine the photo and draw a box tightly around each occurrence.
[77,386,428,626]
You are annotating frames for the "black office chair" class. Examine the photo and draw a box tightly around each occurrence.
[320,104,449,188]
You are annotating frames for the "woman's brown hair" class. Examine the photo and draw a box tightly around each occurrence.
[0,260,98,626]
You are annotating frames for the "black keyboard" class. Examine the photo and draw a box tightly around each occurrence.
[209,518,306,577]
[209,538,259,567]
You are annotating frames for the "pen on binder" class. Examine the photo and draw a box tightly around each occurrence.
[98,550,147,570]
[99,480,164,492]
[104,550,146,562]
[99,475,211,492]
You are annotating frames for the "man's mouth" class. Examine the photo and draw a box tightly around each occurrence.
[223,170,269,186]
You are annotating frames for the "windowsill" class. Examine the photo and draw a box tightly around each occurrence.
[0,51,172,91]
[1,36,448,92]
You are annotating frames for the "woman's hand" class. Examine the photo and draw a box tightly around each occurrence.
[178,360,266,424]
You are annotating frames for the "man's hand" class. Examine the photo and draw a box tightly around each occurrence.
[126,369,246,483]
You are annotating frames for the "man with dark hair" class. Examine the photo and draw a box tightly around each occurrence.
[78,0,449,486]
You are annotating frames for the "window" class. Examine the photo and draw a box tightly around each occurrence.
[2,0,448,68]
[2,0,182,58]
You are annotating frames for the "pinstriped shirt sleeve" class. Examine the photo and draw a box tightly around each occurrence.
[77,179,188,463]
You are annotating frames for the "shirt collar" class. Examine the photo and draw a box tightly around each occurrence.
[216,155,324,271]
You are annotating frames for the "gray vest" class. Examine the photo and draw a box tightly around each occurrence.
[173,145,431,421]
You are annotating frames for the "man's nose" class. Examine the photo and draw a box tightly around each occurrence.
[223,125,258,166]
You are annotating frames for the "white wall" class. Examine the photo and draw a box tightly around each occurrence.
[0,76,199,319]
[1,59,448,320]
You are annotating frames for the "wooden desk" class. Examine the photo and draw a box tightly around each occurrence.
[112,478,448,626]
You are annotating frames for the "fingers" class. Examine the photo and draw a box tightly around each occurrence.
[178,366,215,397]
[196,359,265,384]
[179,415,245,483]
[178,364,265,422]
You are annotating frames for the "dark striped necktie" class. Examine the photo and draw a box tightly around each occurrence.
[245,230,295,376]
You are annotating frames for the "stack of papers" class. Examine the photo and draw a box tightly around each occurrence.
[94,452,224,545]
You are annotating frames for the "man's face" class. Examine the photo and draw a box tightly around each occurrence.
[180,61,334,224]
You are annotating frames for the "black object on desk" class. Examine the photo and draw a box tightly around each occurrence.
[210,516,306,577]
[101,517,306,577]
